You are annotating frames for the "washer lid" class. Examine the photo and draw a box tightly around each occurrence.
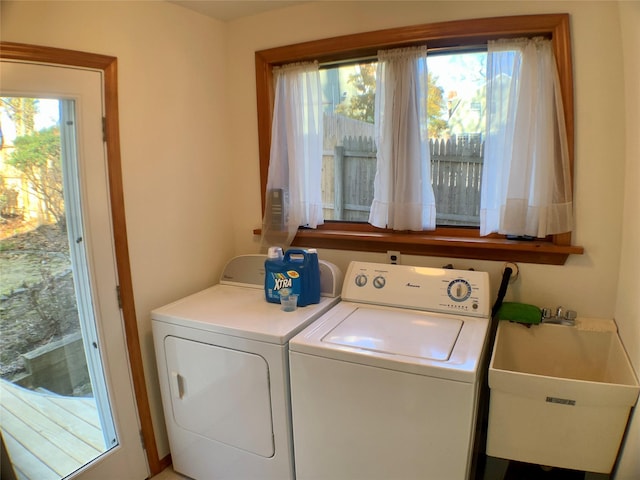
[322,307,462,361]
[290,302,489,382]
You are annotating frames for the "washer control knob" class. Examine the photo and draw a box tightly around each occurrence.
[447,279,472,302]
[373,276,386,289]
[355,274,368,287]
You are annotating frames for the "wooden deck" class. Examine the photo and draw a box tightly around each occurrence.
[0,379,107,480]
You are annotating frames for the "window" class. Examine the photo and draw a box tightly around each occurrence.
[320,51,486,227]
[255,14,584,265]
[321,60,378,223]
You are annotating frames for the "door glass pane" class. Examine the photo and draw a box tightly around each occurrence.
[0,97,116,479]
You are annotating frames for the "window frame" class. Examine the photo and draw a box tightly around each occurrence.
[255,14,584,265]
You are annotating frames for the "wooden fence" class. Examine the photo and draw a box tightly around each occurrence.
[322,134,483,226]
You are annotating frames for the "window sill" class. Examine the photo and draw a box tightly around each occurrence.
[254,227,584,265]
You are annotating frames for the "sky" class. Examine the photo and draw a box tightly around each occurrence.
[1,98,59,144]
[36,99,60,130]
[428,51,486,101]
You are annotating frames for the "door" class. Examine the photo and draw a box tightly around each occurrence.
[164,336,274,457]
[0,61,148,479]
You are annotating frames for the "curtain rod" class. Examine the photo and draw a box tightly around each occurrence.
[319,45,487,69]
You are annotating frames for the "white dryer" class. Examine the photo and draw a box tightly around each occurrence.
[289,261,491,480]
[152,255,342,480]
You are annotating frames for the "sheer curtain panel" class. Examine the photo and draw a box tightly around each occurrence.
[368,46,436,231]
[480,38,573,238]
[261,62,324,249]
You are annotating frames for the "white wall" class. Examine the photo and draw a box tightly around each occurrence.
[613,1,640,478]
[1,0,234,458]
[225,1,637,478]
[227,0,627,315]
[2,1,637,475]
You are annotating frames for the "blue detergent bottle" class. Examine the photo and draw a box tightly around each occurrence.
[265,248,321,306]
[264,247,285,304]
[283,249,321,306]
[305,248,321,304]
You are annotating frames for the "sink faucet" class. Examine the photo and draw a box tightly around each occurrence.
[542,307,577,326]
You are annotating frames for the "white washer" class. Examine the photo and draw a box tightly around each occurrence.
[152,255,342,480]
[289,261,491,480]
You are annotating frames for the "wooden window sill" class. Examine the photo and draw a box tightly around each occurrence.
[253,227,584,265]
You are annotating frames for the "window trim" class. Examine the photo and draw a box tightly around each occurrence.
[255,14,584,265]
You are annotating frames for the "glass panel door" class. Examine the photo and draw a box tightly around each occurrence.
[1,60,147,480]
[0,97,116,479]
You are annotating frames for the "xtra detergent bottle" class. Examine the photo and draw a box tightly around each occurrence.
[264,248,321,306]
[305,248,321,305]
[264,247,285,304]
[283,249,321,307]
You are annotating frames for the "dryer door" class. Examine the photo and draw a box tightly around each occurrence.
[164,336,274,457]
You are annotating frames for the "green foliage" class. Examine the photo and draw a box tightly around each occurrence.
[9,126,60,169]
[334,65,449,137]
[335,63,376,124]
[7,126,64,224]
[426,72,448,138]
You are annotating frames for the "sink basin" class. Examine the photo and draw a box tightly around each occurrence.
[486,320,639,474]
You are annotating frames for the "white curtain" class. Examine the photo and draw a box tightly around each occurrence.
[368,46,436,231]
[481,38,573,237]
[261,62,324,249]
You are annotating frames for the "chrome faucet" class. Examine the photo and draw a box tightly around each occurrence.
[541,306,577,326]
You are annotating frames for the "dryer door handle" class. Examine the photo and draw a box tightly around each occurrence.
[171,371,185,399]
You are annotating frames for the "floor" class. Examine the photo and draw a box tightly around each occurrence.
[0,379,106,480]
[150,466,189,480]
[155,460,598,480]
[504,461,586,479]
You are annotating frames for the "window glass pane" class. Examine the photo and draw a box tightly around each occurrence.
[321,62,377,222]
[319,51,487,227]
[428,51,486,227]
[1,97,115,479]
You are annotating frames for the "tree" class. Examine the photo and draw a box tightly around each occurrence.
[1,97,38,144]
[334,64,449,137]
[335,63,376,124]
[426,72,448,137]
[7,126,64,225]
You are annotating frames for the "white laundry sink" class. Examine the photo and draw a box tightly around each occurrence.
[486,320,639,474]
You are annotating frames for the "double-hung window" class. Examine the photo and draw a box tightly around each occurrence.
[255,14,584,265]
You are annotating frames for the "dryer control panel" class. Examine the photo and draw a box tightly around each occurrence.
[342,261,490,318]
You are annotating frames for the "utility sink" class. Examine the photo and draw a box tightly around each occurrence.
[486,320,639,474]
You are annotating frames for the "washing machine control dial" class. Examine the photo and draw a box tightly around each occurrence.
[372,275,386,289]
[355,274,368,287]
[447,279,472,302]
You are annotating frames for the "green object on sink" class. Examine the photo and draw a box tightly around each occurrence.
[496,302,541,325]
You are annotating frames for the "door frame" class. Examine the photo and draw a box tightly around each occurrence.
[0,41,167,476]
